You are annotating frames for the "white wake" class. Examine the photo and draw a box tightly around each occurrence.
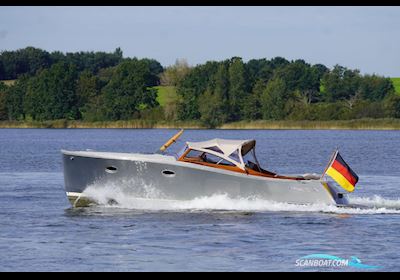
[81,182,400,215]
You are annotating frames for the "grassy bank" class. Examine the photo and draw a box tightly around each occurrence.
[220,119,400,130]
[2,118,400,130]
[0,119,205,129]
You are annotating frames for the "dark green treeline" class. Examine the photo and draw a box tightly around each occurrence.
[0,47,399,127]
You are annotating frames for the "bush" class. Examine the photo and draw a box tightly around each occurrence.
[384,95,400,118]
[347,100,385,119]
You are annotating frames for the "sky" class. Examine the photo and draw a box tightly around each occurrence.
[0,6,399,77]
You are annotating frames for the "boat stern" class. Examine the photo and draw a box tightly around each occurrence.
[321,180,350,206]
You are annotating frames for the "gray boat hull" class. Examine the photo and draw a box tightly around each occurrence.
[62,150,348,207]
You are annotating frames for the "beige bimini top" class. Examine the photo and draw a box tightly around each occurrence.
[185,138,256,170]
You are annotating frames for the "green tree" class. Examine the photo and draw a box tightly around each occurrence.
[0,82,8,120]
[198,90,227,128]
[177,92,201,120]
[243,80,264,120]
[286,102,312,121]
[76,71,100,107]
[213,62,230,117]
[49,48,123,74]
[0,47,51,79]
[359,75,394,101]
[75,70,102,119]
[0,50,17,80]
[6,76,29,120]
[49,51,66,65]
[176,61,219,120]
[261,78,289,120]
[228,57,247,121]
[163,95,180,121]
[21,46,52,76]
[141,58,164,86]
[0,61,5,80]
[312,63,329,80]
[101,58,159,120]
[245,59,273,87]
[274,60,308,91]
[96,66,117,86]
[384,94,400,118]
[274,60,321,104]
[160,58,191,86]
[321,65,362,102]
[270,56,290,69]
[24,62,79,120]
[80,95,107,121]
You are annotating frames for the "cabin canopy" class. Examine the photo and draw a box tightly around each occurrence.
[185,138,257,170]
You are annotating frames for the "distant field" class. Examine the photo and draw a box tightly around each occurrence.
[391,78,400,94]
[1,80,16,86]
[154,86,177,106]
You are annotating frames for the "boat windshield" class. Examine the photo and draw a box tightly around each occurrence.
[229,150,241,163]
[175,145,189,159]
[242,148,262,172]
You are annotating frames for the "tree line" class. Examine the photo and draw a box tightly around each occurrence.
[0,47,163,122]
[0,47,399,127]
[172,57,399,127]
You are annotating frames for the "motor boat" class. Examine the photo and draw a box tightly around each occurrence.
[62,130,351,208]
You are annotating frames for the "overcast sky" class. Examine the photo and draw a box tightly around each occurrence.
[0,6,399,76]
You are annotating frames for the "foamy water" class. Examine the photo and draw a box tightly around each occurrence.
[81,183,400,215]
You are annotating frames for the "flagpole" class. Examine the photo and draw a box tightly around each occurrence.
[321,148,339,179]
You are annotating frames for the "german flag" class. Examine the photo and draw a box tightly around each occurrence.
[325,151,359,192]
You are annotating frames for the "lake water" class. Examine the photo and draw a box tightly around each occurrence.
[0,129,400,271]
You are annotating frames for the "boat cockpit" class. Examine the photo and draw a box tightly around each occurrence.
[176,138,304,180]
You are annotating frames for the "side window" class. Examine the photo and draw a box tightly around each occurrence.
[203,153,235,166]
[183,150,235,167]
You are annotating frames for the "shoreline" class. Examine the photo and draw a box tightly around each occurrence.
[1,118,400,130]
